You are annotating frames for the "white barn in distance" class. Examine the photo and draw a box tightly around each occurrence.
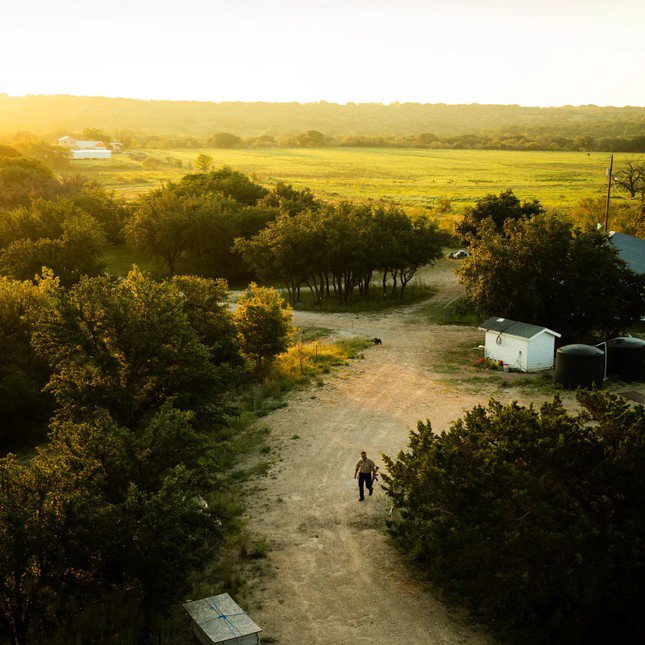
[479,317,561,372]
[57,136,112,159]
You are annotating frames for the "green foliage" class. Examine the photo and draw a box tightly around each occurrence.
[32,268,218,426]
[63,186,130,243]
[297,130,325,147]
[127,181,276,279]
[0,144,20,158]
[0,405,217,644]
[0,156,57,209]
[2,95,645,151]
[81,128,111,143]
[455,189,544,241]
[0,277,51,448]
[0,199,107,285]
[237,202,443,305]
[194,153,213,172]
[13,139,71,169]
[234,283,293,372]
[382,392,645,642]
[127,188,222,274]
[207,133,241,148]
[175,166,268,205]
[170,275,242,366]
[260,181,321,216]
[457,213,645,341]
[0,268,252,642]
[0,452,73,645]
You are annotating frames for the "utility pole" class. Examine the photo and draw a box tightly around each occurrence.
[604,154,614,232]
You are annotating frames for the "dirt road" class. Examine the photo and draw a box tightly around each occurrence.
[240,285,513,644]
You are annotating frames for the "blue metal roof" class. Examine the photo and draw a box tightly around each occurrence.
[610,232,645,275]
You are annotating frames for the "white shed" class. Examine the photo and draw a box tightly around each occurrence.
[479,317,561,372]
[183,594,262,645]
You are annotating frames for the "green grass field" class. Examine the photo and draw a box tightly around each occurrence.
[68,147,637,217]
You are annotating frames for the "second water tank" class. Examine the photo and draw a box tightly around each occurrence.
[605,336,645,381]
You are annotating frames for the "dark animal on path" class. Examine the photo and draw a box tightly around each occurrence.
[372,338,383,345]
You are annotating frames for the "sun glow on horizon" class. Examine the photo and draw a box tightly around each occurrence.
[1,0,644,107]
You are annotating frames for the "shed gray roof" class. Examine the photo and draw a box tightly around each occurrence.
[609,232,645,275]
[183,594,261,642]
[479,317,561,339]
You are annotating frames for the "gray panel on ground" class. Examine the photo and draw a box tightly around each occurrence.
[183,594,261,644]
[619,390,645,404]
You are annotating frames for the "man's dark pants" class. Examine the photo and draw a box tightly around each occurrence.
[358,472,373,500]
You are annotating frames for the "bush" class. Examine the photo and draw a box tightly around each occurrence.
[234,283,293,372]
[383,392,645,643]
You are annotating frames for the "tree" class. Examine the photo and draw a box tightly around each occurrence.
[457,213,645,341]
[0,157,58,209]
[0,220,106,286]
[382,392,645,642]
[235,210,324,304]
[237,202,443,305]
[297,130,325,147]
[207,133,241,148]
[81,128,110,143]
[0,278,51,449]
[0,453,74,645]
[614,159,645,198]
[194,153,213,172]
[49,405,216,630]
[0,403,218,644]
[455,189,545,242]
[175,166,268,205]
[170,275,241,366]
[260,181,321,216]
[234,283,293,372]
[126,189,210,274]
[127,187,273,277]
[0,199,107,285]
[65,187,129,243]
[12,139,70,169]
[32,268,217,427]
[395,216,443,296]
[0,145,20,158]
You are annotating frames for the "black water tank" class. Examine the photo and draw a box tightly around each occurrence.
[605,337,645,382]
[555,344,605,389]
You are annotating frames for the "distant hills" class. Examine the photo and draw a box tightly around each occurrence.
[1,94,644,140]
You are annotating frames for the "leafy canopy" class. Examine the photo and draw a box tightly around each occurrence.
[383,391,645,642]
[457,213,645,341]
[234,282,293,371]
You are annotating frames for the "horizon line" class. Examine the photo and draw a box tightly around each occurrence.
[1,92,644,110]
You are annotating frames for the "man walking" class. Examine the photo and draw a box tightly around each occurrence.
[354,451,377,501]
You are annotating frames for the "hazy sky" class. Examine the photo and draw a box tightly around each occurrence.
[1,0,644,106]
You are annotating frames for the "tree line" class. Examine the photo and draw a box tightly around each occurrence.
[236,203,443,304]
[2,93,644,141]
[0,268,293,644]
[124,167,444,303]
[1,149,445,308]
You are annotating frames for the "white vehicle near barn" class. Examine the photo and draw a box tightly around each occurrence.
[478,317,561,372]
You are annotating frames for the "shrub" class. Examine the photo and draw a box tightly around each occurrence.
[383,392,645,642]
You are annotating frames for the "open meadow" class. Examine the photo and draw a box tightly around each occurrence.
[67,147,635,219]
